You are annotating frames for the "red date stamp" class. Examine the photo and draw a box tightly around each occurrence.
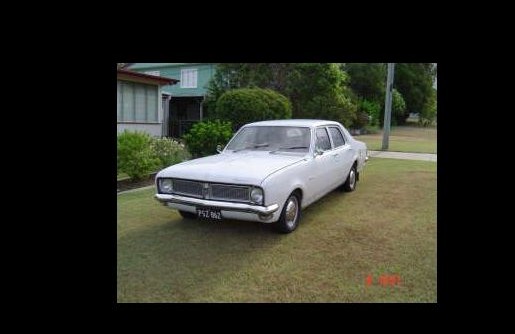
[365,274,402,287]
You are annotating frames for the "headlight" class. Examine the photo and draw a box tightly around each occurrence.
[159,179,173,193]
[250,187,264,204]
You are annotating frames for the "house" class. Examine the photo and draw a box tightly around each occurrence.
[117,69,179,137]
[127,63,217,137]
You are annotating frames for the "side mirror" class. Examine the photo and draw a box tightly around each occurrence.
[216,144,224,153]
[314,148,324,157]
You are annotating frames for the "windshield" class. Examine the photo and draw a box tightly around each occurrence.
[226,126,311,153]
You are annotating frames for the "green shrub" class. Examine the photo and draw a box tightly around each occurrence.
[150,137,191,168]
[419,89,437,127]
[214,88,292,130]
[364,124,381,134]
[300,93,357,128]
[117,130,160,181]
[360,99,381,126]
[392,89,407,125]
[183,120,233,158]
[352,111,370,129]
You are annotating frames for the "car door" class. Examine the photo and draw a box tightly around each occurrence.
[309,127,335,200]
[328,126,353,182]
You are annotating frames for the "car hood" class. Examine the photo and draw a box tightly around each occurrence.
[156,151,307,185]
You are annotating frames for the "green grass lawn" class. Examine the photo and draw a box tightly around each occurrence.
[356,126,437,153]
[117,158,437,302]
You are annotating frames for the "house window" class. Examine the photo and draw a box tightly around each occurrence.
[181,68,198,88]
[144,70,160,76]
[117,80,158,123]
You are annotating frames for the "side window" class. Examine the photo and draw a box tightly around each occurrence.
[315,128,332,151]
[329,127,346,148]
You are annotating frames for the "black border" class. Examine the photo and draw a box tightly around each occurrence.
[68,56,453,318]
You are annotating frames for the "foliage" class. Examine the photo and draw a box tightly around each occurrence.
[150,137,191,168]
[364,124,381,135]
[419,88,437,126]
[343,63,386,103]
[207,63,435,129]
[183,120,233,158]
[352,110,371,129]
[213,88,292,130]
[117,130,160,181]
[207,63,357,127]
[285,63,357,127]
[394,63,436,122]
[392,88,407,125]
[359,99,381,126]
[355,89,406,128]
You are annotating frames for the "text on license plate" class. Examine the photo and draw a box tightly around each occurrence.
[196,207,222,220]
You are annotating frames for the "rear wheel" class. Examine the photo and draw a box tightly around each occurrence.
[179,210,197,220]
[343,164,357,192]
[274,193,301,233]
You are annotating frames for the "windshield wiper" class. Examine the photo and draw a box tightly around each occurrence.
[232,143,269,152]
[269,146,309,154]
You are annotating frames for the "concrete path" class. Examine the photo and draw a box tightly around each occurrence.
[368,150,437,162]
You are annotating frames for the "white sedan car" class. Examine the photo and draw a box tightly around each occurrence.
[155,119,367,233]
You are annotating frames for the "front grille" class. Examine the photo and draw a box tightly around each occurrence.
[210,184,250,202]
[172,179,204,198]
[170,179,251,203]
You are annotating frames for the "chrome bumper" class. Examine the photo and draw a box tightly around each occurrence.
[154,193,279,215]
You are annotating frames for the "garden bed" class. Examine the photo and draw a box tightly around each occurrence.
[117,172,157,193]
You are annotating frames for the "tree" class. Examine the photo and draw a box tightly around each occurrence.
[343,63,386,103]
[284,63,357,126]
[206,63,357,127]
[394,63,436,123]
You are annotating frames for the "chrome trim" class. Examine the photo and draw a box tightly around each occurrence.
[154,193,279,214]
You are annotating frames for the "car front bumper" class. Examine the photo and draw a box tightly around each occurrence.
[154,193,280,223]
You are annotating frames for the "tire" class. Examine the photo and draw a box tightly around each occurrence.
[179,210,197,220]
[274,193,301,234]
[343,164,357,192]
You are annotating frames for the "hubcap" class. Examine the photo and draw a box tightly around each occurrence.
[285,196,298,228]
[349,169,356,189]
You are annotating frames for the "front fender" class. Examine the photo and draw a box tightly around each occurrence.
[260,159,311,212]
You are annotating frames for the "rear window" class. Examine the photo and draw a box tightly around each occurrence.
[329,127,345,147]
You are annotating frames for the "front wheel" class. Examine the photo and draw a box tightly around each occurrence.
[342,165,357,192]
[274,193,301,234]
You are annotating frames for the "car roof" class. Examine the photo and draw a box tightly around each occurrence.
[243,119,342,128]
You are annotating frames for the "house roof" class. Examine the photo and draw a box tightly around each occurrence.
[117,69,179,85]
[128,63,209,69]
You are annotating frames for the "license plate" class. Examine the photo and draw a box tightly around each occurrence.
[196,207,222,220]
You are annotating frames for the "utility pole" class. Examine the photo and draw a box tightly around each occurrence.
[382,63,395,150]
